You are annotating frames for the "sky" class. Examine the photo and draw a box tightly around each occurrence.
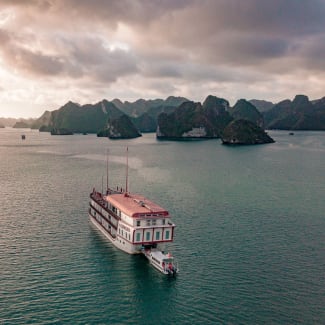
[1,0,325,118]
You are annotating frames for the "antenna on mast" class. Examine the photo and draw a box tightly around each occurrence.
[125,146,129,194]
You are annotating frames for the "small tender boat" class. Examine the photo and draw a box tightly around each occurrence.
[142,248,179,276]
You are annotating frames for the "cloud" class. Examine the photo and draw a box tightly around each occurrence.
[1,0,325,117]
[0,28,10,43]
[132,0,325,69]
[0,28,138,82]
[5,46,65,76]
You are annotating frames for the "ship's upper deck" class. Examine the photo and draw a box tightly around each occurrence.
[105,192,169,218]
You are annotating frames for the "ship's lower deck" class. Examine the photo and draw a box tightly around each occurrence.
[89,212,145,254]
[89,212,116,244]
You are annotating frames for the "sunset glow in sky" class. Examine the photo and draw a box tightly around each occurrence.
[1,0,325,118]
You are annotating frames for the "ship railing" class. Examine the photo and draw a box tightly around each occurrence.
[90,191,103,200]
[89,204,118,229]
[106,187,126,195]
[92,198,120,223]
[91,188,117,198]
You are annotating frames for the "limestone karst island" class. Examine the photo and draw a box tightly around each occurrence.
[4,94,325,145]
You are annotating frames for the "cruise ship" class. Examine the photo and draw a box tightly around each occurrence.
[89,186,179,275]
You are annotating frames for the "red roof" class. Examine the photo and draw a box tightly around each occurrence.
[105,192,169,218]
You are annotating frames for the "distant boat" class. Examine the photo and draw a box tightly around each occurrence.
[21,134,26,140]
[289,132,294,135]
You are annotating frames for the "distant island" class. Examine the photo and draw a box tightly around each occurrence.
[221,119,275,145]
[1,93,325,145]
[156,96,273,144]
[263,95,325,130]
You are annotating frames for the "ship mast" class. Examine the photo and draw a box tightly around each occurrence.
[125,146,129,194]
[106,148,109,192]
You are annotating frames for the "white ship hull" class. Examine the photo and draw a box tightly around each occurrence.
[89,213,142,254]
[89,213,116,244]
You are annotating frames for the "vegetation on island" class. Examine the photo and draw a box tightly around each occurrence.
[12,121,31,128]
[230,99,264,128]
[112,96,188,118]
[50,128,74,135]
[97,114,141,139]
[157,96,233,139]
[221,119,274,145]
[131,113,157,133]
[249,99,274,112]
[263,95,325,130]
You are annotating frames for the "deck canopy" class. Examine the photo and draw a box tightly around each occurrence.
[106,193,169,218]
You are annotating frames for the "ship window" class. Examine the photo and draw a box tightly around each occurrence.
[162,219,165,225]
[165,230,170,240]
[155,231,160,240]
[136,233,141,242]
[146,232,150,241]
[146,219,151,226]
[136,220,140,226]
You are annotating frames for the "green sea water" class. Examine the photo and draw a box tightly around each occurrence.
[0,128,324,324]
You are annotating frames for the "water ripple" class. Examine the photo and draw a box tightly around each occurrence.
[1,130,324,324]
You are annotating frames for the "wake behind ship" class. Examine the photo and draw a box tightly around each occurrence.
[89,186,179,275]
